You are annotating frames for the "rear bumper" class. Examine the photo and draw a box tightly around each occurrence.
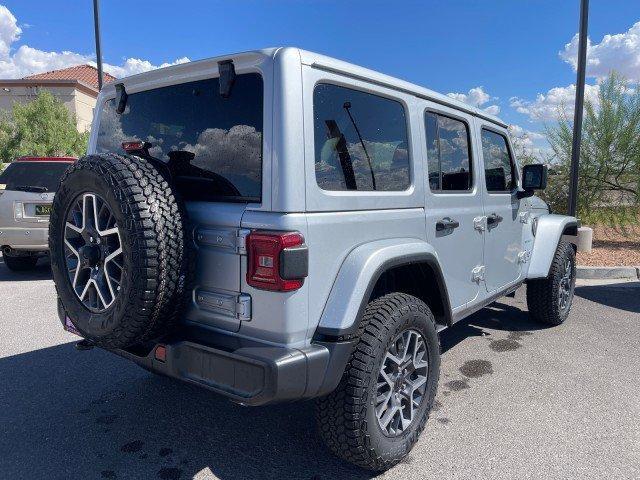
[0,226,49,251]
[115,337,353,405]
[62,313,354,406]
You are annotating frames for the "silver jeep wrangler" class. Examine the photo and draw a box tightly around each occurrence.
[50,48,578,471]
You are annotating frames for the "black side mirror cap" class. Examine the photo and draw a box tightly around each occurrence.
[520,164,548,194]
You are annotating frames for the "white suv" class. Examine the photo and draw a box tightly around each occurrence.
[0,157,75,270]
[50,48,578,470]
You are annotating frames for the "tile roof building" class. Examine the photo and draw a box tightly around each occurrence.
[0,64,114,132]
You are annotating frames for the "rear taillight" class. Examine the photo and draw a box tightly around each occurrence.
[246,231,308,292]
[13,201,23,219]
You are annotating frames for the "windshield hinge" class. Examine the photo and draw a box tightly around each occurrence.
[115,83,128,114]
[218,59,236,98]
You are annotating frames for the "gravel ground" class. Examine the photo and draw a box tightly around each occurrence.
[0,260,639,479]
[577,224,640,267]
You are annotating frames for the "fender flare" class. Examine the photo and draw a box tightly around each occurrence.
[314,238,452,337]
[527,214,578,279]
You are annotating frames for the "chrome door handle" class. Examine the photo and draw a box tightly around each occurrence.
[436,218,460,232]
[487,213,503,226]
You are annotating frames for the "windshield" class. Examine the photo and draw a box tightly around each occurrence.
[95,73,264,203]
[0,161,72,191]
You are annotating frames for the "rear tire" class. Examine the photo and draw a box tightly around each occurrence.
[49,153,191,349]
[3,255,38,271]
[527,241,576,326]
[316,293,440,471]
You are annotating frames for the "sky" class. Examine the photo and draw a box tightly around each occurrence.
[0,0,639,157]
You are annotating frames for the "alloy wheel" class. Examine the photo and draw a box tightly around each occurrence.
[375,329,429,436]
[558,255,574,312]
[63,193,123,312]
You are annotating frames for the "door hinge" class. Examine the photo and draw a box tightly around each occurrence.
[236,293,252,321]
[471,265,486,283]
[473,216,487,232]
[517,251,531,264]
[519,211,530,224]
[236,229,251,255]
[196,290,252,321]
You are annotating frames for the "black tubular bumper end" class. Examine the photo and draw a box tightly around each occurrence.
[112,334,356,406]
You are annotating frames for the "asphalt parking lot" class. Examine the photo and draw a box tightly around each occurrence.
[0,257,638,480]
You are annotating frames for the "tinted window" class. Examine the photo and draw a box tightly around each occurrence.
[481,129,516,192]
[0,161,71,191]
[424,112,472,191]
[96,73,263,202]
[313,84,410,191]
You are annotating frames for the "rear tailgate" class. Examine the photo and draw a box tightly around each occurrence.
[184,202,249,332]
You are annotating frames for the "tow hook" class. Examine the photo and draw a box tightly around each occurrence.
[75,339,94,351]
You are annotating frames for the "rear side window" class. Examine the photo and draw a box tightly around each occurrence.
[0,161,71,191]
[96,73,263,202]
[481,129,516,192]
[313,83,410,191]
[424,112,472,192]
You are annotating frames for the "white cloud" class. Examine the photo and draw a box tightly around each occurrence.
[509,83,600,121]
[98,56,191,78]
[559,21,640,82]
[508,124,550,160]
[0,5,21,59]
[0,5,189,79]
[447,86,500,115]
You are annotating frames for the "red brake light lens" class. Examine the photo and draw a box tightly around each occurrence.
[122,141,149,153]
[246,231,306,291]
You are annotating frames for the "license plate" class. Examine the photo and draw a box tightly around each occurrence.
[35,204,52,216]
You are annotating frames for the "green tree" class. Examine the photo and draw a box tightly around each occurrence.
[0,90,88,162]
[546,72,640,224]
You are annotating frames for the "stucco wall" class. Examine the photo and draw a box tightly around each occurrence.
[0,85,96,133]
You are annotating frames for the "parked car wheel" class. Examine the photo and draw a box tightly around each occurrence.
[49,153,191,349]
[526,241,576,326]
[316,292,440,471]
[3,254,38,271]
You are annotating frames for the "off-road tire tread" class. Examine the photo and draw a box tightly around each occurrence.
[315,293,439,471]
[526,241,575,326]
[50,153,190,348]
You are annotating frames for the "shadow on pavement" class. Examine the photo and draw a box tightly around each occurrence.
[575,281,640,314]
[0,342,374,480]
[0,288,596,479]
[0,257,52,282]
[440,298,545,354]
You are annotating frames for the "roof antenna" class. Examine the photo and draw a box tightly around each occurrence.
[218,60,236,98]
[115,83,128,114]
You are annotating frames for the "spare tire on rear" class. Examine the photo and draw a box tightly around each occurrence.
[49,153,190,349]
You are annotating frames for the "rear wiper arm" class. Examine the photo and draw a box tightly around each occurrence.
[11,185,48,193]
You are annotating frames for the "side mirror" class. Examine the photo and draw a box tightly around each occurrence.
[518,164,548,198]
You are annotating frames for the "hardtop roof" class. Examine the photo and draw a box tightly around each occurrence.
[101,47,508,128]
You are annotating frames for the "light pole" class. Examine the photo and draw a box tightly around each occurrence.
[93,0,104,91]
[567,0,589,217]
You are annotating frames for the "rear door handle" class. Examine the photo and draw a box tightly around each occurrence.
[436,218,460,232]
[487,213,503,226]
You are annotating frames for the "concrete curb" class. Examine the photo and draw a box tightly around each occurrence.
[577,266,640,280]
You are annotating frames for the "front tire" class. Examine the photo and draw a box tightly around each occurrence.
[3,254,38,271]
[527,241,576,326]
[316,293,440,471]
